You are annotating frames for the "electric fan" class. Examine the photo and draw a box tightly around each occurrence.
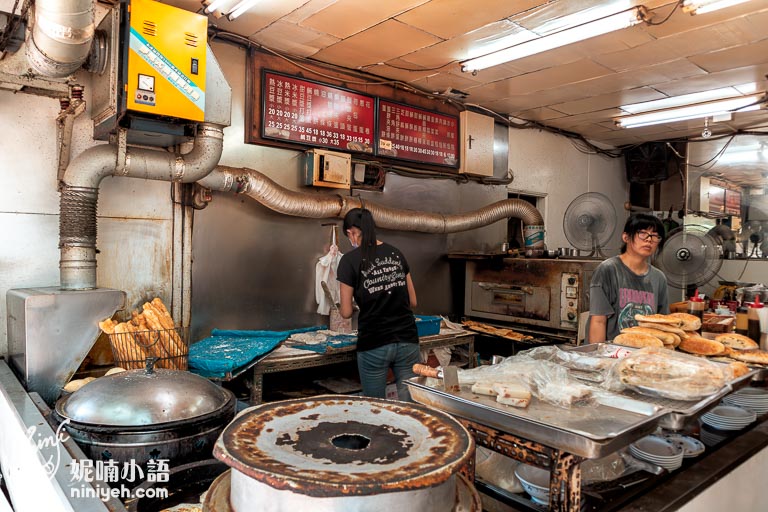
[563,192,617,258]
[741,220,765,257]
[655,225,723,289]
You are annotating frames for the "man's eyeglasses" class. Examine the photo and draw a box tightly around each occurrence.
[636,231,662,242]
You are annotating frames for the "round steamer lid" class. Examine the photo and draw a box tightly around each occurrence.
[56,368,233,426]
[213,395,473,497]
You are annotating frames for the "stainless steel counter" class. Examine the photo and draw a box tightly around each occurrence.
[247,331,475,404]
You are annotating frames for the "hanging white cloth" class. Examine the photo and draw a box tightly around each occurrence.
[315,227,343,315]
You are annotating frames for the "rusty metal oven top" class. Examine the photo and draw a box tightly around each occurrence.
[212,395,473,497]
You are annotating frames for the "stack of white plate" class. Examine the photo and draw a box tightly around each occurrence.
[662,434,705,458]
[699,424,729,446]
[629,435,684,471]
[723,388,768,415]
[701,405,756,431]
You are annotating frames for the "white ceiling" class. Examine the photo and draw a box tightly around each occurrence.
[164,0,768,148]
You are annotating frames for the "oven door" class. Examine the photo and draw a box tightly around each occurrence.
[470,281,551,322]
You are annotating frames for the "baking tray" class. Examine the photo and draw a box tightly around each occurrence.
[567,343,759,430]
[406,377,666,459]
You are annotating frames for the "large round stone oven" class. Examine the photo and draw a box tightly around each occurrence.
[212,395,477,511]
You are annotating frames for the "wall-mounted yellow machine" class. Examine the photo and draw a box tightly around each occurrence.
[125,0,207,121]
[93,0,208,145]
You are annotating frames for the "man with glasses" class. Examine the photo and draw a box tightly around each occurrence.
[588,213,669,343]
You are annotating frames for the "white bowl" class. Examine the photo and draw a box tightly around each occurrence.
[514,464,550,501]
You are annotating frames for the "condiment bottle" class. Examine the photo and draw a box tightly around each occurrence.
[735,306,749,337]
[687,290,706,324]
[748,296,764,344]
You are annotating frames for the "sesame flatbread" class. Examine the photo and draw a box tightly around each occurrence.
[637,322,688,338]
[620,326,677,345]
[726,349,768,365]
[668,312,702,331]
[613,332,664,348]
[634,314,683,326]
[678,335,725,356]
[715,333,759,351]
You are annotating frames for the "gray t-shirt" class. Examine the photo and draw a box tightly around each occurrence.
[589,256,669,341]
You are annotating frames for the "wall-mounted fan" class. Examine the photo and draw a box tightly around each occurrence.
[655,225,723,289]
[563,192,617,258]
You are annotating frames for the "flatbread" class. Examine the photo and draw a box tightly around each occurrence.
[637,322,688,338]
[668,312,702,331]
[715,333,759,350]
[620,326,676,345]
[613,332,664,348]
[634,314,683,326]
[678,336,725,356]
[726,349,768,365]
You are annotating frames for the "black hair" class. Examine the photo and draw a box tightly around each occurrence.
[343,207,377,270]
[620,213,666,254]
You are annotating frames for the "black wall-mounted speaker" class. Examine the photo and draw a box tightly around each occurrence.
[624,142,684,184]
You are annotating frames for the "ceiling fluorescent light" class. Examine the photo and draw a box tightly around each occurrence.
[683,0,754,15]
[461,7,646,72]
[203,0,229,14]
[227,0,260,19]
[616,95,764,128]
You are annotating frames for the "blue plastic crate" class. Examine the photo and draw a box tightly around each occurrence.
[415,315,441,337]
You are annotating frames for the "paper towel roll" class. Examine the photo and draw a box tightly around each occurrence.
[759,307,768,351]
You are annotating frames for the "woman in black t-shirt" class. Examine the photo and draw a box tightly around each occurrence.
[337,208,420,401]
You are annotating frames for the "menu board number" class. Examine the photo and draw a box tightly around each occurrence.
[262,70,375,154]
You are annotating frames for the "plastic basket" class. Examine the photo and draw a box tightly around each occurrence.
[108,327,188,371]
[415,315,442,337]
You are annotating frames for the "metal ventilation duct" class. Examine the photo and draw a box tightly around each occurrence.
[199,165,545,234]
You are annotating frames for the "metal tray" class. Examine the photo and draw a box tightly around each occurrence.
[406,343,761,458]
[567,343,759,430]
[406,377,665,459]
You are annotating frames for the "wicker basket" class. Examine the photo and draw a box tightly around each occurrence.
[108,327,188,370]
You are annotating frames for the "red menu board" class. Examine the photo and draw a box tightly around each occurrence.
[725,189,741,216]
[377,100,459,167]
[261,71,375,153]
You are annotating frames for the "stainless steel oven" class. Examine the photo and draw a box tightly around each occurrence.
[464,258,601,337]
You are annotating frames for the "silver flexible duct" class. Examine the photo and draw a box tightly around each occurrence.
[59,124,225,290]
[26,0,95,78]
[199,165,544,234]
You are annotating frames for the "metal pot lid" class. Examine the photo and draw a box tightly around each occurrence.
[213,395,473,497]
[56,368,233,427]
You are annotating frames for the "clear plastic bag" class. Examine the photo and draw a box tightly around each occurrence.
[604,346,727,401]
[458,354,594,408]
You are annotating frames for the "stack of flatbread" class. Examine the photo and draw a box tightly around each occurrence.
[616,313,699,350]
[612,312,764,372]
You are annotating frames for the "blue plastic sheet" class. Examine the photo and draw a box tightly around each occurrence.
[288,333,357,354]
[189,326,325,378]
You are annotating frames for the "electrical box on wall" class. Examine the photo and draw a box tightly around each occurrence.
[459,111,494,176]
[92,0,208,145]
[304,149,351,189]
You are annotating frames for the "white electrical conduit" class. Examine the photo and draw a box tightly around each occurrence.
[199,165,545,234]
[59,124,225,290]
[25,0,95,78]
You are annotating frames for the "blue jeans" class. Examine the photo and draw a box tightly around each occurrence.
[357,342,420,401]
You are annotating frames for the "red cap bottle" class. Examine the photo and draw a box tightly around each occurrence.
[748,296,764,343]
